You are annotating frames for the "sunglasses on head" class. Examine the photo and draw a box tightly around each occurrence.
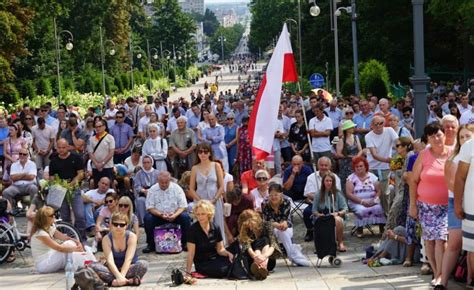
[112,222,127,228]
[118,204,129,208]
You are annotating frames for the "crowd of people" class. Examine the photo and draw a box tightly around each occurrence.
[1,70,474,288]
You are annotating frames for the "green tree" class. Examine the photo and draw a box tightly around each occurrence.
[202,9,219,37]
[359,59,390,97]
[210,24,244,61]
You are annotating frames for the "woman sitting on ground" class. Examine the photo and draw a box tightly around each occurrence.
[186,200,234,278]
[89,212,148,287]
[238,209,278,280]
[312,173,348,252]
[262,183,310,266]
[117,196,140,239]
[95,192,119,249]
[30,206,84,273]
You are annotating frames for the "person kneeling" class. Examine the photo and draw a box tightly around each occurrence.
[186,200,234,278]
[312,173,348,252]
[89,212,148,287]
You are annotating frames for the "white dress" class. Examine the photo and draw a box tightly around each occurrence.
[458,139,474,251]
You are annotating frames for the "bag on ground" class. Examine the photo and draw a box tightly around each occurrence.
[154,224,182,253]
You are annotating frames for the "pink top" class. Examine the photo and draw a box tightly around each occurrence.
[417,147,451,205]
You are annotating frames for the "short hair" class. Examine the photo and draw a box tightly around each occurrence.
[424,122,444,137]
[105,192,119,201]
[351,156,369,172]
[268,183,283,193]
[402,106,412,114]
[226,187,243,204]
[255,169,270,179]
[177,116,187,123]
[441,114,459,127]
[148,123,159,131]
[193,200,215,220]
[317,156,332,166]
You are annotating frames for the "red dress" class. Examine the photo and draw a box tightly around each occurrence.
[238,126,252,173]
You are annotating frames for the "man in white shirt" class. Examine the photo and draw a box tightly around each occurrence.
[309,103,333,161]
[104,102,118,129]
[3,148,38,207]
[460,98,474,125]
[143,171,191,253]
[302,157,340,241]
[31,117,55,178]
[458,94,472,114]
[152,98,167,121]
[364,115,398,213]
[138,105,153,139]
[82,177,114,231]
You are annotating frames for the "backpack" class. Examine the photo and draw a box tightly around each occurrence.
[71,266,107,290]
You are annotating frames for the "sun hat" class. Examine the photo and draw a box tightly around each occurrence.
[342,120,356,131]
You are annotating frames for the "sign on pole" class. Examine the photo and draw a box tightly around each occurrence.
[309,73,325,89]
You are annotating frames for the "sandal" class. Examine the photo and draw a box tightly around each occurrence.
[6,252,16,263]
[402,260,412,267]
[127,277,141,287]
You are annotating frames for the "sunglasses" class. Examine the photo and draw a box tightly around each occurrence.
[116,116,124,119]
[112,222,127,228]
[395,144,404,148]
[25,118,33,120]
[95,125,104,128]
[403,114,411,117]
[374,121,384,127]
[346,112,354,115]
[105,199,115,204]
[118,204,129,208]
[256,177,268,181]
[198,150,210,154]
[19,153,28,156]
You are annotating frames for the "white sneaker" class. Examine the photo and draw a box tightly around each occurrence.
[291,254,311,267]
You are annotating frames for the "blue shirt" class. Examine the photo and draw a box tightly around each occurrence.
[353,112,374,131]
[187,113,201,130]
[202,125,226,159]
[110,123,134,152]
[282,164,313,199]
[0,127,9,156]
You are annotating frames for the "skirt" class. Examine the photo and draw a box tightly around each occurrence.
[417,200,448,241]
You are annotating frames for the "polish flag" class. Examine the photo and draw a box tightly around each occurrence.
[248,23,298,160]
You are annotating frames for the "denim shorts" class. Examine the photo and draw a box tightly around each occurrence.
[448,197,462,230]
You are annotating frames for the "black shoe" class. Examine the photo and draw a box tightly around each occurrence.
[304,230,313,242]
[142,246,155,254]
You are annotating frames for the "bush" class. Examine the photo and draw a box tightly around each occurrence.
[366,77,388,98]
[83,77,96,93]
[19,80,37,99]
[1,83,20,107]
[359,59,390,97]
[114,76,124,93]
[63,78,75,91]
[120,74,130,91]
[37,78,53,96]
[341,78,355,97]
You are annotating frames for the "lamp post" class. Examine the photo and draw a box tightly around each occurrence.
[163,49,171,81]
[219,35,226,63]
[410,0,430,137]
[334,5,352,99]
[100,26,116,98]
[54,17,74,104]
[129,39,143,91]
[146,39,159,91]
[350,0,360,96]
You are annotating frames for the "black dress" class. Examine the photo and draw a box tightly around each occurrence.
[187,222,231,278]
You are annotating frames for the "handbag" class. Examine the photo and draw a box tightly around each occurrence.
[453,251,468,282]
[226,241,250,280]
[72,266,106,290]
[154,224,182,253]
[171,268,185,286]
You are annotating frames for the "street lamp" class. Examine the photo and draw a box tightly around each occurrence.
[146,39,160,91]
[54,17,74,103]
[163,49,171,80]
[218,35,226,63]
[308,0,321,16]
[333,5,352,99]
[99,26,116,98]
[129,39,143,91]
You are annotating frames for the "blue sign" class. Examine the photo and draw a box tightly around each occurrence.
[309,73,325,89]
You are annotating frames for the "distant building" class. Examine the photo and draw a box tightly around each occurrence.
[178,0,204,14]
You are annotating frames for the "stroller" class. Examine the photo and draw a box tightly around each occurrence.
[313,194,342,267]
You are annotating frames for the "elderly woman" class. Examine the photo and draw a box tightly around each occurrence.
[133,155,160,226]
[346,156,386,238]
[30,206,84,273]
[186,200,234,278]
[90,212,148,287]
[312,173,348,252]
[409,122,452,287]
[336,119,362,195]
[386,137,412,230]
[142,123,168,172]
[389,115,413,143]
[262,183,310,266]
[250,169,270,212]
[439,124,474,288]
[224,112,238,170]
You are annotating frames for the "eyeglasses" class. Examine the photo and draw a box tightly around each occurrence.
[118,204,130,208]
[41,109,48,112]
[105,199,114,204]
[346,112,354,115]
[403,114,411,117]
[115,116,124,119]
[374,121,384,127]
[395,144,405,148]
[198,150,210,154]
[95,124,104,128]
[25,118,32,120]
[19,153,28,156]
[112,222,127,228]
[256,177,268,181]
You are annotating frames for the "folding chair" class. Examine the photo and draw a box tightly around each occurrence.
[350,225,376,236]
[290,198,310,220]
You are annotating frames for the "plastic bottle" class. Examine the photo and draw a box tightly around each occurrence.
[65,254,74,289]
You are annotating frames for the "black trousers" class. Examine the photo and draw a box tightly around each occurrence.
[195,256,231,278]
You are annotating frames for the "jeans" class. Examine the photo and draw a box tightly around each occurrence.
[60,189,86,241]
[144,211,191,249]
[84,203,102,229]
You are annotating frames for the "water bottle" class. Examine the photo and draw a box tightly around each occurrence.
[65,254,74,290]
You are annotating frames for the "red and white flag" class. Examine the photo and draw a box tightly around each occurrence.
[248,23,298,160]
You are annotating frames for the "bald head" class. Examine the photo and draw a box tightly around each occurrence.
[158,171,171,190]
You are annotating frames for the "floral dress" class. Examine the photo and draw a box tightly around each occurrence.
[347,172,386,227]
[338,135,359,195]
[238,126,252,174]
